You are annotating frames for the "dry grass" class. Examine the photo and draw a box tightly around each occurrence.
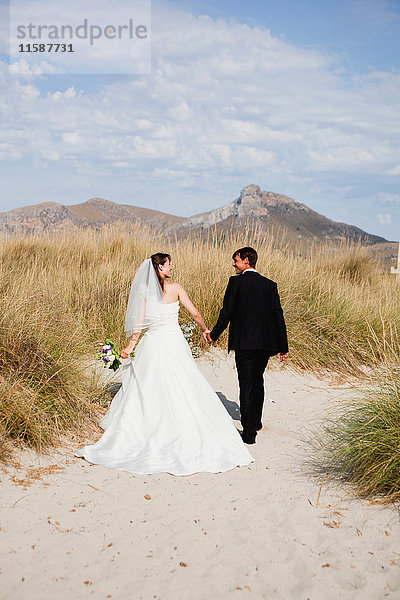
[10,464,66,488]
[316,365,400,503]
[0,223,399,464]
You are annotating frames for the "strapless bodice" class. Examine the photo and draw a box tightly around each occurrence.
[145,300,180,334]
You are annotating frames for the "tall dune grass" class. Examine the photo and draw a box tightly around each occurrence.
[316,361,400,503]
[1,224,399,463]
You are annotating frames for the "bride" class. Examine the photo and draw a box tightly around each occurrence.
[75,253,253,475]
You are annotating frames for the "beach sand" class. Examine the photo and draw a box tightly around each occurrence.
[2,350,400,600]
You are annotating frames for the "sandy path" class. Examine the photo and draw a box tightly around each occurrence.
[1,351,400,600]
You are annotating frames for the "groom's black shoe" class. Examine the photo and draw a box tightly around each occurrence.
[240,431,256,444]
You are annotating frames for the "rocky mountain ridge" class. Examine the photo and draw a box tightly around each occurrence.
[0,185,388,244]
[186,185,305,228]
[0,198,184,235]
[175,185,387,244]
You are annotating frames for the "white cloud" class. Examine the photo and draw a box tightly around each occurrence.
[19,83,41,99]
[61,132,82,145]
[10,60,59,75]
[51,87,77,100]
[376,192,400,207]
[3,12,398,168]
[388,165,400,176]
[377,213,392,226]
[0,2,399,223]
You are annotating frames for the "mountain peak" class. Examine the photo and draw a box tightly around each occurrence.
[85,197,116,207]
[233,185,299,219]
[181,184,387,244]
[238,184,261,202]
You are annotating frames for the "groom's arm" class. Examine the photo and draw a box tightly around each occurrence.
[210,276,237,342]
[272,282,289,354]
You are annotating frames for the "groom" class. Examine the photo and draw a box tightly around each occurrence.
[205,247,288,444]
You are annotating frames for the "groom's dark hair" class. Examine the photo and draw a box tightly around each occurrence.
[232,247,257,268]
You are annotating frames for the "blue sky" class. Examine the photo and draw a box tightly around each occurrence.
[1,0,399,240]
[181,0,400,70]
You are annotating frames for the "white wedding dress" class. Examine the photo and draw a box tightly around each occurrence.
[75,301,253,475]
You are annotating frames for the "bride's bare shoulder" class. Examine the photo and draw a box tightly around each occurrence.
[165,281,182,297]
[167,282,186,297]
[167,281,183,290]
[176,282,188,294]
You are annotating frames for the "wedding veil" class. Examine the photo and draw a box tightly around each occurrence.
[124,258,164,337]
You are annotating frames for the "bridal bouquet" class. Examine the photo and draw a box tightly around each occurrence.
[181,323,201,358]
[98,339,134,372]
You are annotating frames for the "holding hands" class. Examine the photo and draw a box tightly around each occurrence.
[202,329,212,343]
[202,328,288,361]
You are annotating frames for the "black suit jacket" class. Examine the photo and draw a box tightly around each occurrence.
[210,271,289,354]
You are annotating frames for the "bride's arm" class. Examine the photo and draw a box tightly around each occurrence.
[176,284,209,338]
[121,293,146,358]
[121,331,141,358]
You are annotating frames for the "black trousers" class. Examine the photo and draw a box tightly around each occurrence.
[235,350,270,436]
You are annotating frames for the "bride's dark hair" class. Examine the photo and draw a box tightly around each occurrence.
[151,252,171,291]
